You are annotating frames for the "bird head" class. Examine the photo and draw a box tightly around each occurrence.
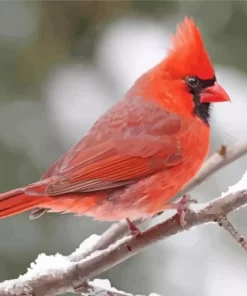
[154,17,230,124]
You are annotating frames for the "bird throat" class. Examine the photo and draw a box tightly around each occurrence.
[191,76,216,125]
[192,94,210,125]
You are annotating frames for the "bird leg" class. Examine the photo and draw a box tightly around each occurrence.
[126,194,197,237]
[169,194,198,227]
[126,218,141,236]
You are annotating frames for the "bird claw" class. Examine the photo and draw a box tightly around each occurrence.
[126,218,141,236]
[173,194,198,227]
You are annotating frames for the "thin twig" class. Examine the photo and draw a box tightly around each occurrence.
[216,215,247,251]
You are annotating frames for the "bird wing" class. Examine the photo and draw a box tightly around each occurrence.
[44,97,184,196]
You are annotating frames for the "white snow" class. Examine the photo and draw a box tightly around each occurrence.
[0,234,103,294]
[89,279,161,296]
[220,169,247,196]
[0,234,138,296]
[189,169,247,214]
[0,252,73,295]
[71,234,101,259]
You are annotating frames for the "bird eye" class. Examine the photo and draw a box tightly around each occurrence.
[185,76,200,88]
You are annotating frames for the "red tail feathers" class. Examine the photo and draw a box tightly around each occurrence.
[0,179,106,219]
[0,182,50,219]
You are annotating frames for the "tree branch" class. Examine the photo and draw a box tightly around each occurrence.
[1,188,247,296]
[216,215,247,251]
[69,140,247,262]
[68,221,131,262]
[1,140,247,296]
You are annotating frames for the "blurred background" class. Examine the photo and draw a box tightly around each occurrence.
[0,0,247,295]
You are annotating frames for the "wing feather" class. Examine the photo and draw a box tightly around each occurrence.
[44,97,184,196]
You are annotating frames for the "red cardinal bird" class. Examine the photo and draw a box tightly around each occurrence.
[0,18,229,227]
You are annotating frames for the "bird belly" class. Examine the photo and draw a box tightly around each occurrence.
[83,123,210,221]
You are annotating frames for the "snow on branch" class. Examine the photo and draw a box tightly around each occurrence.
[1,140,247,296]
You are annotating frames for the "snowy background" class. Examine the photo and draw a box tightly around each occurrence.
[0,1,247,295]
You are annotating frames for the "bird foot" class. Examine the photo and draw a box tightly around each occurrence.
[172,194,198,227]
[126,218,141,236]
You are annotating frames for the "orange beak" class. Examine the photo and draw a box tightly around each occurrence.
[200,82,230,103]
